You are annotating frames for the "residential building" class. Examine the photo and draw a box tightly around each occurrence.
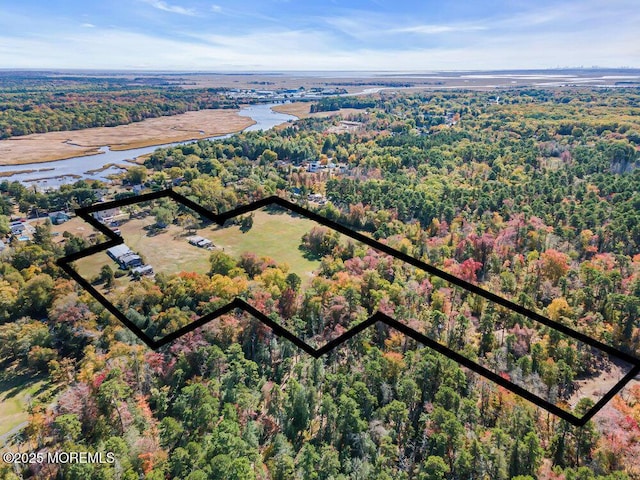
[118,253,143,268]
[308,161,321,173]
[93,208,121,223]
[49,211,71,225]
[106,244,132,262]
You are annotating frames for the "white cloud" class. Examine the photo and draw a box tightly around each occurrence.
[190,29,338,54]
[141,0,196,16]
[392,24,487,35]
[0,24,636,71]
[323,14,488,43]
[211,5,222,13]
[322,15,380,40]
[492,0,640,31]
[1,0,638,71]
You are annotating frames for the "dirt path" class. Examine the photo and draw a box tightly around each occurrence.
[567,361,626,409]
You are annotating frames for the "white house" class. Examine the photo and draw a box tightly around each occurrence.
[308,161,321,173]
[10,222,25,235]
[93,208,121,222]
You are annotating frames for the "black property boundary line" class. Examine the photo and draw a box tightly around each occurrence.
[55,189,640,427]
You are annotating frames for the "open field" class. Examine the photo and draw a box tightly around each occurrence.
[49,216,100,239]
[74,252,117,285]
[120,218,213,276]
[272,103,367,119]
[207,208,321,280]
[0,375,50,439]
[73,217,212,281]
[72,207,322,286]
[0,109,256,166]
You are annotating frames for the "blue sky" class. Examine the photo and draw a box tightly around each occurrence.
[0,0,638,70]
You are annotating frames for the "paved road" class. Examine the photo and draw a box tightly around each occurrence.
[0,421,27,447]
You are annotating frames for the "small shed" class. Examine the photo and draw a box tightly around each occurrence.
[197,238,213,248]
[188,236,213,248]
[188,236,205,246]
[131,265,154,276]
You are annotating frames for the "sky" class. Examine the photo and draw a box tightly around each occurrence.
[0,0,638,71]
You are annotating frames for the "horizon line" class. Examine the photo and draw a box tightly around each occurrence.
[1,67,639,74]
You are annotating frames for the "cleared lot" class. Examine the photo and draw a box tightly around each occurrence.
[73,207,322,285]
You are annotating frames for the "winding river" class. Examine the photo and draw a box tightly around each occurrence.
[0,104,297,188]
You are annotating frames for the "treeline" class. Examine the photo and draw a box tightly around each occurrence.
[310,96,377,113]
[0,179,103,214]
[0,80,237,138]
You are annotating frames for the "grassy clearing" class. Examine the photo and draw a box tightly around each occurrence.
[73,207,322,291]
[73,217,212,282]
[0,375,51,438]
[206,208,321,280]
[120,218,212,275]
[33,216,100,240]
[73,254,113,284]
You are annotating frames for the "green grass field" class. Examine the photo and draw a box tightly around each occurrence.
[73,207,321,286]
[74,216,211,281]
[206,208,321,280]
[73,254,115,284]
[0,375,51,440]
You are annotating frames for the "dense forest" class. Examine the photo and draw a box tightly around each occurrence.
[0,74,236,139]
[310,97,378,113]
[1,87,640,479]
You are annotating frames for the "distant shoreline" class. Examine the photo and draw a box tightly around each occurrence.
[0,109,256,166]
[2,68,639,167]
[0,167,55,178]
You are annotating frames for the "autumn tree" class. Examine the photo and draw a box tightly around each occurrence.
[301,226,341,258]
[539,249,570,285]
[125,166,148,185]
[208,250,238,276]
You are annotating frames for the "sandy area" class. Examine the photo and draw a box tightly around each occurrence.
[567,361,626,409]
[272,103,367,119]
[0,109,255,166]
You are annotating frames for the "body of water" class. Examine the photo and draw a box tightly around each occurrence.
[0,103,297,188]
